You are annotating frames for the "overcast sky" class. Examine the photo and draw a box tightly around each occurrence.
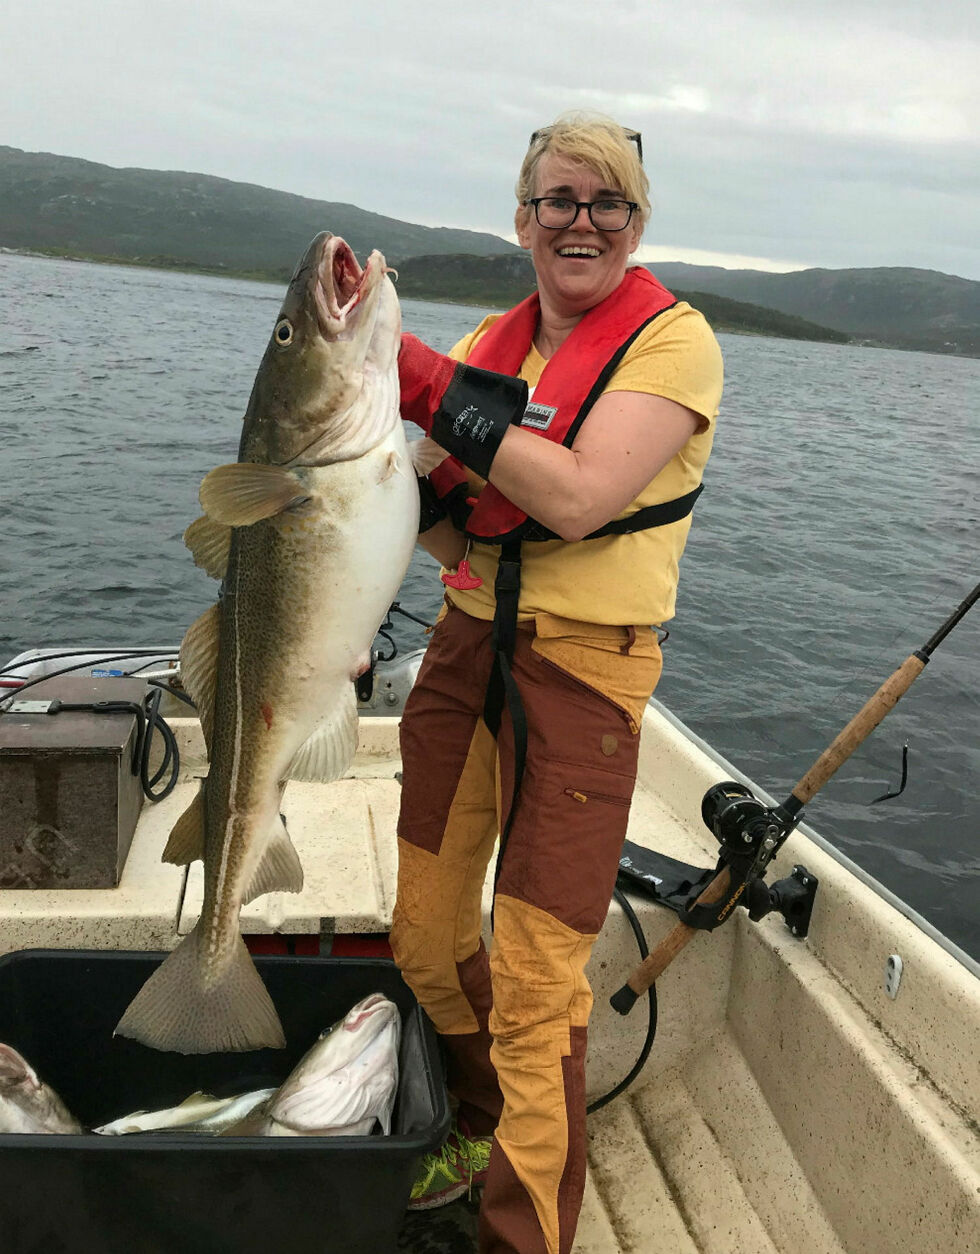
[3,1,978,278]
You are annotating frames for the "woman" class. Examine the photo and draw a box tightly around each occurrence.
[391,113,723,1254]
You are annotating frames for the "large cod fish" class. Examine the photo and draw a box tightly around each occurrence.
[116,233,419,1054]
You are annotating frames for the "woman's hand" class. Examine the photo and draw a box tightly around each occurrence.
[398,334,527,480]
[486,391,701,541]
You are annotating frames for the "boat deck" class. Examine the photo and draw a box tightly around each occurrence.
[1,710,977,1253]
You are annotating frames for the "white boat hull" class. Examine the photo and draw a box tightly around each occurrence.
[0,693,976,1251]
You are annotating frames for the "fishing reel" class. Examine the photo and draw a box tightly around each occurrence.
[696,782,818,937]
[701,781,780,864]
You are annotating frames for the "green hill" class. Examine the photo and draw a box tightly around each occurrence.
[651,263,980,356]
[0,146,518,278]
[3,145,976,355]
[392,254,850,344]
[393,253,537,306]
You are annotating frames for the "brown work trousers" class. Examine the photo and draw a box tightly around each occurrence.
[391,602,662,1254]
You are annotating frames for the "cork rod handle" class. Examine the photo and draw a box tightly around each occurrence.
[614,648,930,1011]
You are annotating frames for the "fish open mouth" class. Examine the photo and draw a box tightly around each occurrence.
[343,992,390,1032]
[314,236,386,335]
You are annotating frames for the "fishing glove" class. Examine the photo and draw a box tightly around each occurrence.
[398,334,528,481]
[416,474,447,533]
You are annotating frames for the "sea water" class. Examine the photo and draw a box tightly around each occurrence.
[1,251,977,959]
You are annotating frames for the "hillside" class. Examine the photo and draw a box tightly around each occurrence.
[393,253,537,307]
[392,254,851,344]
[0,146,518,277]
[651,263,980,356]
[2,146,975,355]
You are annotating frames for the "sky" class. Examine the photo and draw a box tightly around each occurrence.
[3,0,978,278]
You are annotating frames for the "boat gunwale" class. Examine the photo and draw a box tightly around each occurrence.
[647,694,980,981]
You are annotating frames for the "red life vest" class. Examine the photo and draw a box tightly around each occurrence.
[429,266,680,543]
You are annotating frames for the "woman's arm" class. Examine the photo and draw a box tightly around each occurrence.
[417,515,468,568]
[485,391,701,542]
[398,333,707,543]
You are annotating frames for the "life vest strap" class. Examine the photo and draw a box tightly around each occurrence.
[484,542,527,917]
[459,485,705,545]
[518,484,705,544]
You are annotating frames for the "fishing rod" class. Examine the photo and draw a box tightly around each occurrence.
[611,579,980,1016]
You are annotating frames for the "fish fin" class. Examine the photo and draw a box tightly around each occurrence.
[184,514,233,580]
[379,450,402,483]
[408,436,450,476]
[114,925,286,1054]
[220,1100,273,1137]
[161,788,205,865]
[180,604,220,753]
[199,463,309,527]
[242,815,305,904]
[285,691,359,783]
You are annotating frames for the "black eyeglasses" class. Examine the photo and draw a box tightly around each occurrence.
[528,125,643,165]
[525,197,638,232]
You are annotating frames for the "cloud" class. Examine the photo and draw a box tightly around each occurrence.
[1,0,977,278]
[549,87,713,117]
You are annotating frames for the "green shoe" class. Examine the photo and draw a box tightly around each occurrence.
[408,1119,493,1211]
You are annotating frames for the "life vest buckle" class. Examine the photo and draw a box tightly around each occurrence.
[493,557,522,596]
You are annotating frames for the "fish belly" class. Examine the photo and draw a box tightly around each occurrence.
[207,421,418,875]
[113,425,418,1054]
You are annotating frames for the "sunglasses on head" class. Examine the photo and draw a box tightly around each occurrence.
[528,125,643,164]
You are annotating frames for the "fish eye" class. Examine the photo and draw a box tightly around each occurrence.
[273,318,294,346]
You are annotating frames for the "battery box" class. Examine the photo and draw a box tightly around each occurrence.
[0,676,146,889]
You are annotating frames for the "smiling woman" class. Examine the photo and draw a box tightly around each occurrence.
[387,111,724,1254]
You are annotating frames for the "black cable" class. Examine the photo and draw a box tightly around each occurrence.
[586,886,658,1115]
[387,601,434,631]
[146,677,197,710]
[0,654,178,703]
[140,687,180,802]
[0,648,176,679]
[374,628,397,663]
[1,662,182,803]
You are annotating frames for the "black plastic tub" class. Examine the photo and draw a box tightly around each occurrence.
[0,950,450,1254]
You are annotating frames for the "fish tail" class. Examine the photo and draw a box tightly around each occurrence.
[114,925,286,1054]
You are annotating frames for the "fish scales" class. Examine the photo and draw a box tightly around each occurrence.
[115,234,418,1054]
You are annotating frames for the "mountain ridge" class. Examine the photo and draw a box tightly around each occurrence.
[389,254,851,344]
[2,146,976,355]
[0,145,519,275]
[647,261,980,355]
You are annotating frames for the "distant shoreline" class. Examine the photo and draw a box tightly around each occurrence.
[3,246,969,357]
[2,245,288,286]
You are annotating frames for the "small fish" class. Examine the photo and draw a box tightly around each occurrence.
[93,1087,274,1135]
[115,234,420,1054]
[228,993,401,1137]
[0,1042,82,1134]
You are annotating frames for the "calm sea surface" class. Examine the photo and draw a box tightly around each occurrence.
[1,252,977,960]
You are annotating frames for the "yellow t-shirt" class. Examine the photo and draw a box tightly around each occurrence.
[442,296,723,625]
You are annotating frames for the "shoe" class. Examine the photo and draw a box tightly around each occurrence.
[408,1119,493,1211]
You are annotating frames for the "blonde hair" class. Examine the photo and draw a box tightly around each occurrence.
[515,112,650,232]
